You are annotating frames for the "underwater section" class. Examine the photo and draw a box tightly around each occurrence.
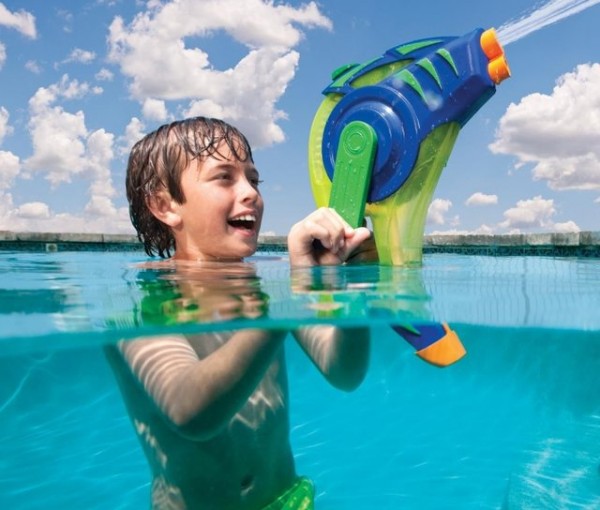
[0,324,598,508]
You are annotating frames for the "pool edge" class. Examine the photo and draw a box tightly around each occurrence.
[1,230,599,256]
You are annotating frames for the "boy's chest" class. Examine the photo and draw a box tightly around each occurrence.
[234,355,289,430]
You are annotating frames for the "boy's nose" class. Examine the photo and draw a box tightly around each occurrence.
[239,178,259,202]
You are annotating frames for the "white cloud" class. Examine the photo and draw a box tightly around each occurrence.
[25,87,89,185]
[475,224,494,235]
[429,224,494,236]
[25,59,41,73]
[490,63,600,190]
[0,3,37,38]
[552,221,580,233]
[185,99,225,120]
[56,9,73,34]
[16,201,50,219]
[0,150,20,189]
[0,191,14,219]
[28,75,100,112]
[0,41,5,69]
[5,75,138,234]
[0,202,134,234]
[86,128,116,199]
[62,48,96,65]
[119,116,146,155]
[465,192,498,206]
[427,198,453,225]
[529,153,600,190]
[142,98,168,121]
[24,75,107,186]
[499,196,555,229]
[498,195,579,232]
[0,106,12,144]
[107,0,331,147]
[85,195,117,217]
[95,68,114,81]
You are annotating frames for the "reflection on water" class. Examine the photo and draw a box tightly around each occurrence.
[128,259,434,334]
[0,252,439,350]
[0,288,70,314]
[3,252,600,351]
[133,260,271,325]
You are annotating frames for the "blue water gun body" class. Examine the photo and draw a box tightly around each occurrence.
[309,28,510,264]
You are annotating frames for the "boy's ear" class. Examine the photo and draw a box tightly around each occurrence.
[146,190,182,228]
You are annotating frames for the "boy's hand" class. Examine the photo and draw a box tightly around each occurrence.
[287,208,372,267]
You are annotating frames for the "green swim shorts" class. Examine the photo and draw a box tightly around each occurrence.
[262,477,315,510]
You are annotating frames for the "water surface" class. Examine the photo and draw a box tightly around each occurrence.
[0,251,598,508]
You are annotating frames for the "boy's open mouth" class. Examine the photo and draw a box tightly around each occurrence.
[228,214,257,231]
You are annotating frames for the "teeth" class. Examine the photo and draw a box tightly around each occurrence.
[231,214,256,222]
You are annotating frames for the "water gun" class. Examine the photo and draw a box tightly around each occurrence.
[308,27,510,265]
[308,28,510,366]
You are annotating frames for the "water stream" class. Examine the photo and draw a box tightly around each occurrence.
[496,0,600,45]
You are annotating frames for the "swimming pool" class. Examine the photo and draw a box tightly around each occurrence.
[1,250,599,508]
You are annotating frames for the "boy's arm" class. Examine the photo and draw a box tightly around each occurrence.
[292,325,369,391]
[288,207,372,390]
[111,329,286,440]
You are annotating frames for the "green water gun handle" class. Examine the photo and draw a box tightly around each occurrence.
[328,121,377,228]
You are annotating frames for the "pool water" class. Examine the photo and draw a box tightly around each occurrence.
[0,251,599,509]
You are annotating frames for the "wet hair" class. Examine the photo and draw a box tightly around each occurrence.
[126,117,254,258]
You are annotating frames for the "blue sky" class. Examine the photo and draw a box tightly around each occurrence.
[0,0,599,236]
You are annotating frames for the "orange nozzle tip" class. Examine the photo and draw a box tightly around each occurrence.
[488,55,511,84]
[481,28,503,60]
[481,28,511,84]
[415,323,466,367]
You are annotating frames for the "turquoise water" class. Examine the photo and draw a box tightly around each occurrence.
[0,251,599,508]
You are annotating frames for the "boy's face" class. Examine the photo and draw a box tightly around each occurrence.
[171,142,264,261]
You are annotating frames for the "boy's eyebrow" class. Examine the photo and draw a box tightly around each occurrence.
[203,161,236,173]
[204,162,260,175]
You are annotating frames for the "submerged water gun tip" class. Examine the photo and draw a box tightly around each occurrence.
[392,322,466,367]
[481,28,511,84]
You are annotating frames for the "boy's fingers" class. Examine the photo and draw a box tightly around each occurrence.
[289,207,367,265]
[307,208,348,253]
[340,227,372,261]
[325,208,354,236]
[293,217,337,252]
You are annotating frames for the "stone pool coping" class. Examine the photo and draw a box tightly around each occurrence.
[1,230,599,257]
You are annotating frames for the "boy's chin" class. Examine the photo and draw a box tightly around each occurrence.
[234,239,258,258]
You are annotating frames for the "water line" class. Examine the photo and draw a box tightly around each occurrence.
[496,0,600,45]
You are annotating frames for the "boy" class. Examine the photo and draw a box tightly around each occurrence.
[105,117,372,509]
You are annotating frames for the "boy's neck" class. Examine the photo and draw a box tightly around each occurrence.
[173,250,244,263]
